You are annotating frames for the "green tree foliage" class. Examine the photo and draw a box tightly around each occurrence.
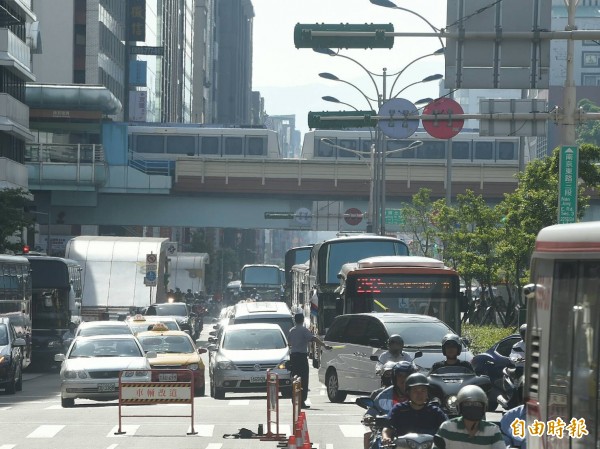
[399,188,437,257]
[576,99,600,146]
[0,188,32,253]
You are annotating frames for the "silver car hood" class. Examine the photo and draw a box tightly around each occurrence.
[63,357,150,371]
[219,348,289,364]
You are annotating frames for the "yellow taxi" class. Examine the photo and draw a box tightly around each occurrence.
[125,314,181,335]
[135,324,207,396]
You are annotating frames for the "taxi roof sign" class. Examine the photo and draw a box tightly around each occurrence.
[150,323,169,332]
[131,314,146,321]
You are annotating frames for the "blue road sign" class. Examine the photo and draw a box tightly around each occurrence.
[377,98,419,139]
[146,271,157,282]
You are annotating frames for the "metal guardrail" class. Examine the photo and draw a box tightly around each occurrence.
[128,158,171,176]
[25,143,104,163]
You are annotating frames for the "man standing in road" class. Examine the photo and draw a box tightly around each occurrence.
[288,312,331,408]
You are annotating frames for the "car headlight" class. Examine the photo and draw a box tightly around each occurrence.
[0,356,6,365]
[48,340,62,348]
[277,361,288,370]
[216,360,236,370]
[64,370,88,379]
[187,363,199,370]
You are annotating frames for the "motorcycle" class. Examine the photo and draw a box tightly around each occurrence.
[382,433,434,449]
[356,396,391,449]
[427,365,492,417]
[497,362,524,411]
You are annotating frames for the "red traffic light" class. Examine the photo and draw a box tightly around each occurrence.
[23,245,30,253]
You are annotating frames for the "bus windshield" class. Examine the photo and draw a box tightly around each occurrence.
[326,241,408,284]
[242,266,281,286]
[345,273,460,330]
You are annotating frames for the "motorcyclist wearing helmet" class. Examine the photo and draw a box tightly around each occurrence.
[429,333,474,374]
[381,373,448,445]
[376,334,412,374]
[371,361,397,399]
[363,362,416,449]
[433,385,505,449]
[509,324,527,367]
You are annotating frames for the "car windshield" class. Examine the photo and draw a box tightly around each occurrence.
[69,338,142,358]
[222,328,286,350]
[0,324,8,345]
[138,335,194,354]
[149,304,188,317]
[7,314,26,327]
[78,325,132,337]
[384,321,453,348]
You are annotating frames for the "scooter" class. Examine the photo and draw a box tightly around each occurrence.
[497,363,524,411]
[382,433,434,449]
[427,366,492,417]
[356,396,391,449]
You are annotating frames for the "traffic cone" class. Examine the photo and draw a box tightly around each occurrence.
[301,412,310,445]
[287,435,297,449]
[295,419,304,447]
[302,443,313,449]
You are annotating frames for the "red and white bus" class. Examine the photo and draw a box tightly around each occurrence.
[525,221,600,449]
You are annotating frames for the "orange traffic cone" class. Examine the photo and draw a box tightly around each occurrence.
[302,443,312,449]
[295,419,304,447]
[301,413,310,445]
[287,435,297,449]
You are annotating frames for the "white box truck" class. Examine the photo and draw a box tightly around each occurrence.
[64,236,170,320]
[169,252,209,294]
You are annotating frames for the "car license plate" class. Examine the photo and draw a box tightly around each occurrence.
[159,373,177,382]
[250,376,266,383]
[98,383,116,392]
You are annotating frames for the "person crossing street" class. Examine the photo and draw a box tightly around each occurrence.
[288,312,331,408]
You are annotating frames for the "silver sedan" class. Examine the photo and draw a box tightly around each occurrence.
[55,334,156,407]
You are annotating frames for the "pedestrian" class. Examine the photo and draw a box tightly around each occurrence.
[288,312,331,408]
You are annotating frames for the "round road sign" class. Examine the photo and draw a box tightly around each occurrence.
[294,207,312,226]
[146,253,157,264]
[377,98,419,139]
[344,207,363,226]
[422,98,464,139]
[146,271,157,282]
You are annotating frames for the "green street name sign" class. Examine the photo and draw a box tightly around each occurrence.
[385,208,403,225]
[558,145,578,224]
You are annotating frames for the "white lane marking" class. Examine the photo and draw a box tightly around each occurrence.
[167,403,188,407]
[320,389,325,395]
[45,405,63,410]
[106,445,119,449]
[0,407,11,411]
[326,445,334,449]
[26,425,65,438]
[205,444,223,449]
[188,424,215,437]
[0,445,17,449]
[339,424,367,438]
[228,399,249,405]
[107,425,139,437]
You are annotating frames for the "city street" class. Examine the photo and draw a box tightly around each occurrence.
[0,325,504,449]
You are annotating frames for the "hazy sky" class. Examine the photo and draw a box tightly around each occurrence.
[252,1,447,135]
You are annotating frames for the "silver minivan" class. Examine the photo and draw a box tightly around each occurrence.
[229,301,294,335]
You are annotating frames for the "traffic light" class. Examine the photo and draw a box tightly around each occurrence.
[308,111,377,129]
[22,245,30,254]
[294,23,394,49]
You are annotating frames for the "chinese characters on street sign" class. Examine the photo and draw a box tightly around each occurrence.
[385,209,403,225]
[558,146,578,224]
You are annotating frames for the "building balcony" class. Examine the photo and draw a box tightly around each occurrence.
[0,93,29,132]
[0,28,35,81]
[0,156,28,189]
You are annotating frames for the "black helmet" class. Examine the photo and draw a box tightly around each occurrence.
[392,361,417,379]
[388,334,404,345]
[441,333,462,356]
[519,324,527,340]
[405,373,429,391]
[456,385,488,418]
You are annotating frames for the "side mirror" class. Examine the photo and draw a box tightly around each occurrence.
[145,351,157,359]
[413,350,423,360]
[209,331,216,337]
[370,354,379,362]
[197,348,207,354]
[207,344,217,351]
[54,353,66,362]
[355,396,375,410]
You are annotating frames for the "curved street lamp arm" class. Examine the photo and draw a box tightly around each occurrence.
[336,78,378,109]
[389,53,435,99]
[336,53,382,100]
[392,5,445,50]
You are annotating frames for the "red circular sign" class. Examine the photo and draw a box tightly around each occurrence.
[422,98,464,139]
[344,208,363,226]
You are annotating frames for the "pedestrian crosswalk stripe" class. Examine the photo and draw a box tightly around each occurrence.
[187,424,214,436]
[0,444,16,449]
[312,445,334,449]
[205,444,222,449]
[105,445,118,449]
[228,399,249,405]
[0,407,11,411]
[26,425,65,438]
[107,425,139,437]
[45,405,62,410]
[339,425,366,438]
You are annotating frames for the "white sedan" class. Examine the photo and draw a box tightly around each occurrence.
[55,334,156,407]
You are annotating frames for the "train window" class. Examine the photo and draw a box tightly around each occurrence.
[338,139,359,158]
[360,139,373,157]
[166,135,196,155]
[387,140,413,158]
[452,141,470,159]
[135,135,164,153]
[224,137,243,155]
[498,141,516,160]
[417,141,445,159]
[474,141,494,160]
[247,137,266,156]
[199,136,219,155]
[316,138,334,157]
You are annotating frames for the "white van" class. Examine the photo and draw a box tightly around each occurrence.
[230,301,294,335]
